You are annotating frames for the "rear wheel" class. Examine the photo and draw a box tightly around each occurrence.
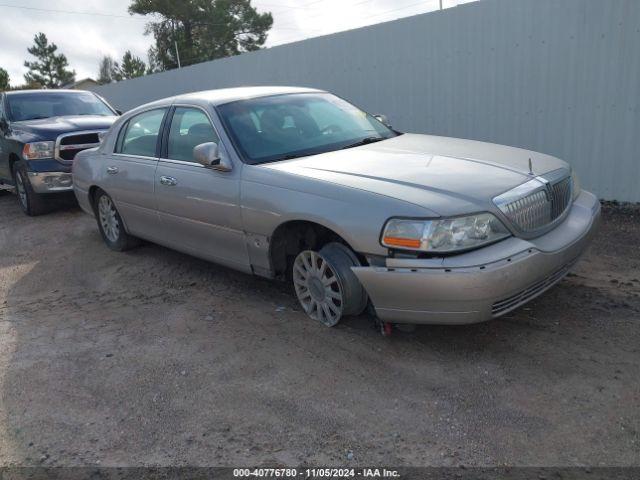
[13,161,47,216]
[292,242,367,327]
[94,190,139,251]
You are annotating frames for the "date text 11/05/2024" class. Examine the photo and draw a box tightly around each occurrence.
[233,468,401,478]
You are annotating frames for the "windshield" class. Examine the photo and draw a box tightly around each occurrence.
[7,91,114,121]
[216,93,397,164]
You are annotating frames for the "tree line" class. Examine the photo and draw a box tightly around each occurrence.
[0,0,273,91]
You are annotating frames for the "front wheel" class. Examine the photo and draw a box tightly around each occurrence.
[292,243,367,327]
[13,161,47,216]
[94,190,139,251]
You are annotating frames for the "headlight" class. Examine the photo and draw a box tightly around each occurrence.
[381,213,510,253]
[571,168,581,200]
[22,141,54,160]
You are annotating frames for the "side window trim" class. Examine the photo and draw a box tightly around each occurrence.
[161,104,221,164]
[114,118,130,154]
[159,105,176,160]
[113,107,168,159]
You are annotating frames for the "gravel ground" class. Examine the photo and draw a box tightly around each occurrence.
[0,193,638,467]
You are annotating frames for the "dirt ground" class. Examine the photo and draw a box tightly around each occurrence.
[0,193,638,467]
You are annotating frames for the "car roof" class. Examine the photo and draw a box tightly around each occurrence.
[176,86,325,106]
[118,86,329,119]
[126,86,326,115]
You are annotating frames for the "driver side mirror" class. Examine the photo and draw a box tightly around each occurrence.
[0,118,8,131]
[193,142,232,172]
[374,114,392,128]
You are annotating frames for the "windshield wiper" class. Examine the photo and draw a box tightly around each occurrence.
[341,136,386,150]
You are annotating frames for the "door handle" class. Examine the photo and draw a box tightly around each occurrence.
[106,166,119,175]
[160,175,177,186]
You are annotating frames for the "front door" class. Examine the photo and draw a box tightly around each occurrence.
[102,107,167,240]
[154,106,249,272]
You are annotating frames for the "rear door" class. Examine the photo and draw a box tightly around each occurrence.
[102,107,167,241]
[154,105,249,272]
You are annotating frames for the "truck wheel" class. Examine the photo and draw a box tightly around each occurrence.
[292,242,367,327]
[13,161,47,216]
[94,189,139,251]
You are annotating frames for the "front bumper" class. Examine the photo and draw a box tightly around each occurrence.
[352,191,601,325]
[27,171,74,193]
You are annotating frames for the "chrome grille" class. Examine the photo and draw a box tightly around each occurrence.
[494,170,573,234]
[502,189,551,233]
[55,130,105,164]
[551,176,572,219]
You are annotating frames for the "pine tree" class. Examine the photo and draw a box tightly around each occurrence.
[97,55,116,84]
[118,51,147,79]
[23,33,75,88]
[0,68,9,91]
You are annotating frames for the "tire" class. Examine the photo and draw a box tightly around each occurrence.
[93,189,139,251]
[13,161,47,216]
[292,242,367,327]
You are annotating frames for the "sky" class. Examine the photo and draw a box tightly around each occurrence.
[0,0,477,86]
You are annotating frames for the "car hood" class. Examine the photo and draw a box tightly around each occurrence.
[12,115,117,139]
[263,133,569,216]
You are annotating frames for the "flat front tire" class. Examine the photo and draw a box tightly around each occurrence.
[292,243,367,327]
[94,190,139,251]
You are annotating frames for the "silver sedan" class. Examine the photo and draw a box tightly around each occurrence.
[72,87,600,329]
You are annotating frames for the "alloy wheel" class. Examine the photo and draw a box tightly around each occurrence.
[293,250,343,327]
[98,195,120,243]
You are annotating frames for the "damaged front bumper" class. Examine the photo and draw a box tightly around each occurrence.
[352,191,601,325]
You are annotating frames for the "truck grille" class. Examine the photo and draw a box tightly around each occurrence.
[55,130,104,163]
[494,171,573,234]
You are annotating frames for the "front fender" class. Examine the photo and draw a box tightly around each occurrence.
[240,168,432,276]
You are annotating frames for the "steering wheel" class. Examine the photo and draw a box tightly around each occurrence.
[321,124,343,135]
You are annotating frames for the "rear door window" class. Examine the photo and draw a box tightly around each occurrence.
[116,108,166,157]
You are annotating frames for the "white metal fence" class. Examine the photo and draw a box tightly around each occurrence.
[93,0,640,202]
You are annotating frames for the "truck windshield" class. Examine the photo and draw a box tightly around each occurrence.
[216,93,397,164]
[7,91,114,121]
